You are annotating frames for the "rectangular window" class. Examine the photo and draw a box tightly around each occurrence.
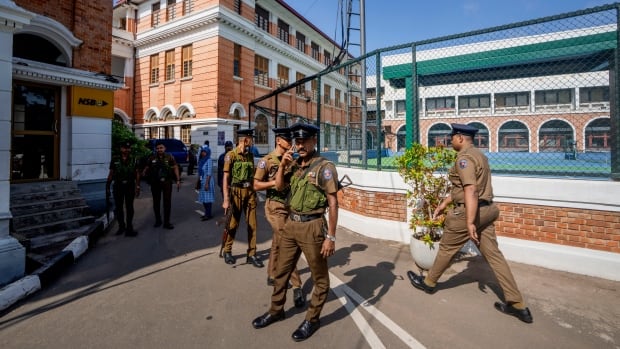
[335,89,341,108]
[255,5,269,32]
[254,54,269,87]
[183,0,193,15]
[181,45,192,78]
[166,0,176,21]
[335,125,341,148]
[535,89,572,105]
[165,49,175,81]
[311,42,320,61]
[311,80,318,101]
[324,124,331,147]
[277,64,289,88]
[295,72,305,96]
[580,86,609,102]
[277,19,289,44]
[151,3,161,27]
[396,100,406,114]
[324,84,332,105]
[181,125,191,144]
[426,97,455,111]
[458,94,490,109]
[296,32,306,52]
[150,54,159,84]
[233,0,241,14]
[233,44,241,77]
[323,50,332,66]
[495,92,529,107]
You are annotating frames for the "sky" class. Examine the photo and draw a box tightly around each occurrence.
[283,0,614,53]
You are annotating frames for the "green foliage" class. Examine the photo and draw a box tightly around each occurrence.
[111,120,150,160]
[396,143,456,246]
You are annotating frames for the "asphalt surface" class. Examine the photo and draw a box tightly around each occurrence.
[1,178,618,349]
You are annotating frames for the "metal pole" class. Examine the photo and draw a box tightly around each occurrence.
[360,0,367,168]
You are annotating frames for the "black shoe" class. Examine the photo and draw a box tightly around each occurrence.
[291,320,320,342]
[201,215,212,221]
[252,310,285,329]
[224,252,236,265]
[154,221,162,228]
[407,270,436,294]
[267,277,275,286]
[293,288,305,308]
[125,229,138,237]
[163,223,174,230]
[115,227,126,235]
[494,302,533,323]
[246,255,264,268]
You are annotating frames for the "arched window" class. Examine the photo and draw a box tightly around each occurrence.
[427,123,451,147]
[539,120,573,152]
[14,33,67,66]
[468,122,489,150]
[396,126,406,151]
[585,118,611,151]
[499,121,529,152]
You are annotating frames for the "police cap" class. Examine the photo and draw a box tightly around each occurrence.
[289,123,319,139]
[272,127,292,140]
[224,140,234,148]
[450,123,478,137]
[236,129,255,138]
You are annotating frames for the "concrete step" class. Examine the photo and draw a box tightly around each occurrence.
[11,197,87,216]
[15,216,96,238]
[12,206,91,230]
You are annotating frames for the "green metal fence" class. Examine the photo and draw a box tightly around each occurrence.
[250,3,619,179]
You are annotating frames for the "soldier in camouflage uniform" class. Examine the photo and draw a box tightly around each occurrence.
[143,141,180,230]
[221,129,263,268]
[106,141,140,236]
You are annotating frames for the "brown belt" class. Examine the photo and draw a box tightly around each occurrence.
[456,200,492,207]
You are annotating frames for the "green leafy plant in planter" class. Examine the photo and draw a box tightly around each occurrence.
[396,143,456,248]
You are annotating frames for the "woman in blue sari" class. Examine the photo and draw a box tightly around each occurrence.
[197,148,215,220]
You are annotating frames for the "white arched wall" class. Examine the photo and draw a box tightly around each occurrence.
[113,108,130,126]
[16,15,82,65]
[229,102,246,118]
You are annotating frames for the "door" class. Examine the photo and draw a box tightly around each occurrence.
[11,82,60,182]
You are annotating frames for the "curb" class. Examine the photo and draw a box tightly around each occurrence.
[0,215,109,313]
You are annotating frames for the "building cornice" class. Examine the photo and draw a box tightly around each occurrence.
[12,58,124,90]
[0,0,35,30]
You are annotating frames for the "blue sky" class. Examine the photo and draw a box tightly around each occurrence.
[284,0,613,53]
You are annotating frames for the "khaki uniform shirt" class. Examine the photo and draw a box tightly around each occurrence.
[448,144,493,204]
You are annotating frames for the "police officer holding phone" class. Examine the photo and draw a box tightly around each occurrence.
[252,123,339,342]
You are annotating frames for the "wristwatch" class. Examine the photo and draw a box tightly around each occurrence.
[325,234,336,242]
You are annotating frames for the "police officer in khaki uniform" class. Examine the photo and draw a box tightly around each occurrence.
[253,127,305,308]
[252,123,339,342]
[106,141,140,236]
[222,129,263,268]
[408,123,533,324]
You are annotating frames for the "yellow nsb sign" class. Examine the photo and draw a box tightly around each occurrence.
[71,86,114,118]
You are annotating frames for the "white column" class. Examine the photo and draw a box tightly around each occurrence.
[0,0,34,287]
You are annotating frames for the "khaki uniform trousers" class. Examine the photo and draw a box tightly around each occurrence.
[265,198,302,288]
[269,217,328,322]
[223,186,258,256]
[426,203,524,304]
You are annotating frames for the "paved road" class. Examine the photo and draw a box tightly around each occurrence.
[1,178,619,348]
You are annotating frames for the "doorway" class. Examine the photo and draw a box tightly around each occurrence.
[11,81,60,182]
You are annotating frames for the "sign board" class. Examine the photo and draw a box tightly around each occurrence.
[70,86,114,118]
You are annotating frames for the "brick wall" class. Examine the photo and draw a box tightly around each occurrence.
[16,0,112,74]
[339,187,620,253]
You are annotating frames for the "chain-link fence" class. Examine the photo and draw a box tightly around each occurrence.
[250,3,619,179]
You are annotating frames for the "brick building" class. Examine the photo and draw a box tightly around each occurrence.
[0,0,121,286]
[112,0,358,160]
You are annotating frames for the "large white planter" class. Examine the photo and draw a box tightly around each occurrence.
[409,230,440,271]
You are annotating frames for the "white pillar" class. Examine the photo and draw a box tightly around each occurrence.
[0,0,34,287]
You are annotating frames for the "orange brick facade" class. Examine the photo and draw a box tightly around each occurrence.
[339,187,620,253]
